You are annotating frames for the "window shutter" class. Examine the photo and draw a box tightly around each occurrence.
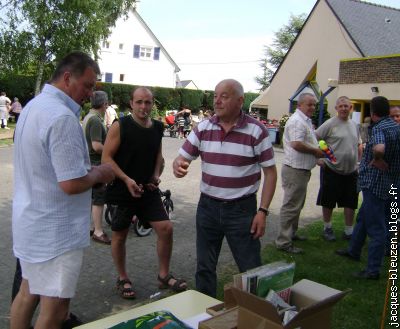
[133,45,140,58]
[105,73,113,83]
[153,47,160,60]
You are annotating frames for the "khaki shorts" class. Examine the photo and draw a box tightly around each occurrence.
[20,248,84,298]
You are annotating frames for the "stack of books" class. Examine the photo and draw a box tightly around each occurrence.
[232,261,295,300]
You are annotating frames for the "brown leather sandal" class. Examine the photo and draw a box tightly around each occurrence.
[116,278,136,299]
[158,273,187,292]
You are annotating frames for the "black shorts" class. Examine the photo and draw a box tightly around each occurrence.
[92,185,106,206]
[110,190,169,231]
[317,165,359,209]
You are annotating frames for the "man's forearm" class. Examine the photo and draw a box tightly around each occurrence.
[373,144,385,160]
[259,166,277,209]
[291,141,319,156]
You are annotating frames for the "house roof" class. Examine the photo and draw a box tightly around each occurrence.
[326,0,400,56]
[178,80,199,89]
[267,0,400,86]
[133,9,180,73]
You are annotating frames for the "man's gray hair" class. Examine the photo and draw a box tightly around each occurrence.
[91,91,108,109]
[298,93,316,105]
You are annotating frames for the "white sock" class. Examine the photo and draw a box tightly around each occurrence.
[344,226,353,235]
[324,222,332,229]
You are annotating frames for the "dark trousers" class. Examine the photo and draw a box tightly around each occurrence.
[195,194,261,297]
[349,190,386,274]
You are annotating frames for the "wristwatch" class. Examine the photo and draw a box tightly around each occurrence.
[258,207,270,216]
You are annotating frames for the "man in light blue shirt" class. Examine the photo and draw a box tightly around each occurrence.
[11,52,115,329]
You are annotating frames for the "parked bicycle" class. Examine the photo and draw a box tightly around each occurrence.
[104,189,174,237]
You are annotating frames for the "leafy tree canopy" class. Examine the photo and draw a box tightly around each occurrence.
[0,0,136,94]
[255,13,307,91]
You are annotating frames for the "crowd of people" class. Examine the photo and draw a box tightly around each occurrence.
[8,51,400,328]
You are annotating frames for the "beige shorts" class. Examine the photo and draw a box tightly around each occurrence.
[20,248,84,298]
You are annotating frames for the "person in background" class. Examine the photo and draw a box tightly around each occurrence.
[102,87,186,299]
[336,96,400,280]
[105,103,118,130]
[275,93,324,254]
[173,79,277,297]
[315,96,361,241]
[82,90,111,245]
[10,97,23,123]
[10,51,115,329]
[0,91,11,129]
[389,105,400,124]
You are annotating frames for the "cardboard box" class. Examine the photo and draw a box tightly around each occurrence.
[199,279,349,329]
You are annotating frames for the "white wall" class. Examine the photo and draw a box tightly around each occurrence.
[97,12,177,88]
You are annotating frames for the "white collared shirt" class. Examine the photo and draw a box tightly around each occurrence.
[283,109,318,170]
[13,84,91,263]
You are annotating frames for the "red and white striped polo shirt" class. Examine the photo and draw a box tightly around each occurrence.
[179,111,275,200]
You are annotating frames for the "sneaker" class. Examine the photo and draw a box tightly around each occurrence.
[342,232,352,240]
[335,249,360,261]
[352,270,379,280]
[292,234,307,241]
[323,227,336,241]
[3,127,10,130]
[277,245,304,254]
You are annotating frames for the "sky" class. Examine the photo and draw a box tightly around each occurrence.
[138,0,400,93]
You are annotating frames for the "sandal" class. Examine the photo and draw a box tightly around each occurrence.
[92,232,111,245]
[116,278,136,299]
[158,273,187,292]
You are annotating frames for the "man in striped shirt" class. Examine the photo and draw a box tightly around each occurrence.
[173,79,277,297]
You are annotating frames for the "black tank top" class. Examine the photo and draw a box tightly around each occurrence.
[106,115,164,205]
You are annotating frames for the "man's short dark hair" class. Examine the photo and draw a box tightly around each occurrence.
[50,51,100,82]
[371,96,390,118]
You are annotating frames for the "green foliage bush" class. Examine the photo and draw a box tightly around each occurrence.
[0,77,259,114]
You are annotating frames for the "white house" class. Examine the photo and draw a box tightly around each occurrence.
[97,8,180,88]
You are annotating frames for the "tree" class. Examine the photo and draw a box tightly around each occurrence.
[0,0,136,94]
[256,13,307,91]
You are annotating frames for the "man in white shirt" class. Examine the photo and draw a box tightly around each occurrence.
[11,52,115,329]
[275,93,324,254]
[0,91,11,129]
[104,104,118,130]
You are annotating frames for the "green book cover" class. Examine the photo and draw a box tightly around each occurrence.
[108,310,193,329]
[255,263,295,298]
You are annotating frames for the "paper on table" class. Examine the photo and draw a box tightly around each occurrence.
[183,312,212,328]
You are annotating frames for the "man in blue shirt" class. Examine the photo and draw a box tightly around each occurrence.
[336,96,400,279]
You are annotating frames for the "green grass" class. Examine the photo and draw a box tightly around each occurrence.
[0,121,15,146]
[217,212,393,329]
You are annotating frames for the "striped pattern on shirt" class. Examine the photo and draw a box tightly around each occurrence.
[359,117,400,200]
[179,112,275,200]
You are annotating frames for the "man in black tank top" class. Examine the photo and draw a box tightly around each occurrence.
[102,87,187,299]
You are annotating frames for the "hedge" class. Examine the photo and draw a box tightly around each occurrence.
[0,77,259,116]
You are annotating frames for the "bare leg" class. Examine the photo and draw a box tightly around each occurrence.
[151,221,173,278]
[92,204,105,236]
[322,207,333,223]
[111,229,130,279]
[151,221,186,289]
[344,208,355,226]
[34,296,70,329]
[10,279,39,329]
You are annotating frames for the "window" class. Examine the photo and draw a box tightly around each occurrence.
[105,73,113,83]
[119,74,125,82]
[119,43,124,50]
[140,46,152,58]
[133,44,161,61]
[102,41,110,49]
